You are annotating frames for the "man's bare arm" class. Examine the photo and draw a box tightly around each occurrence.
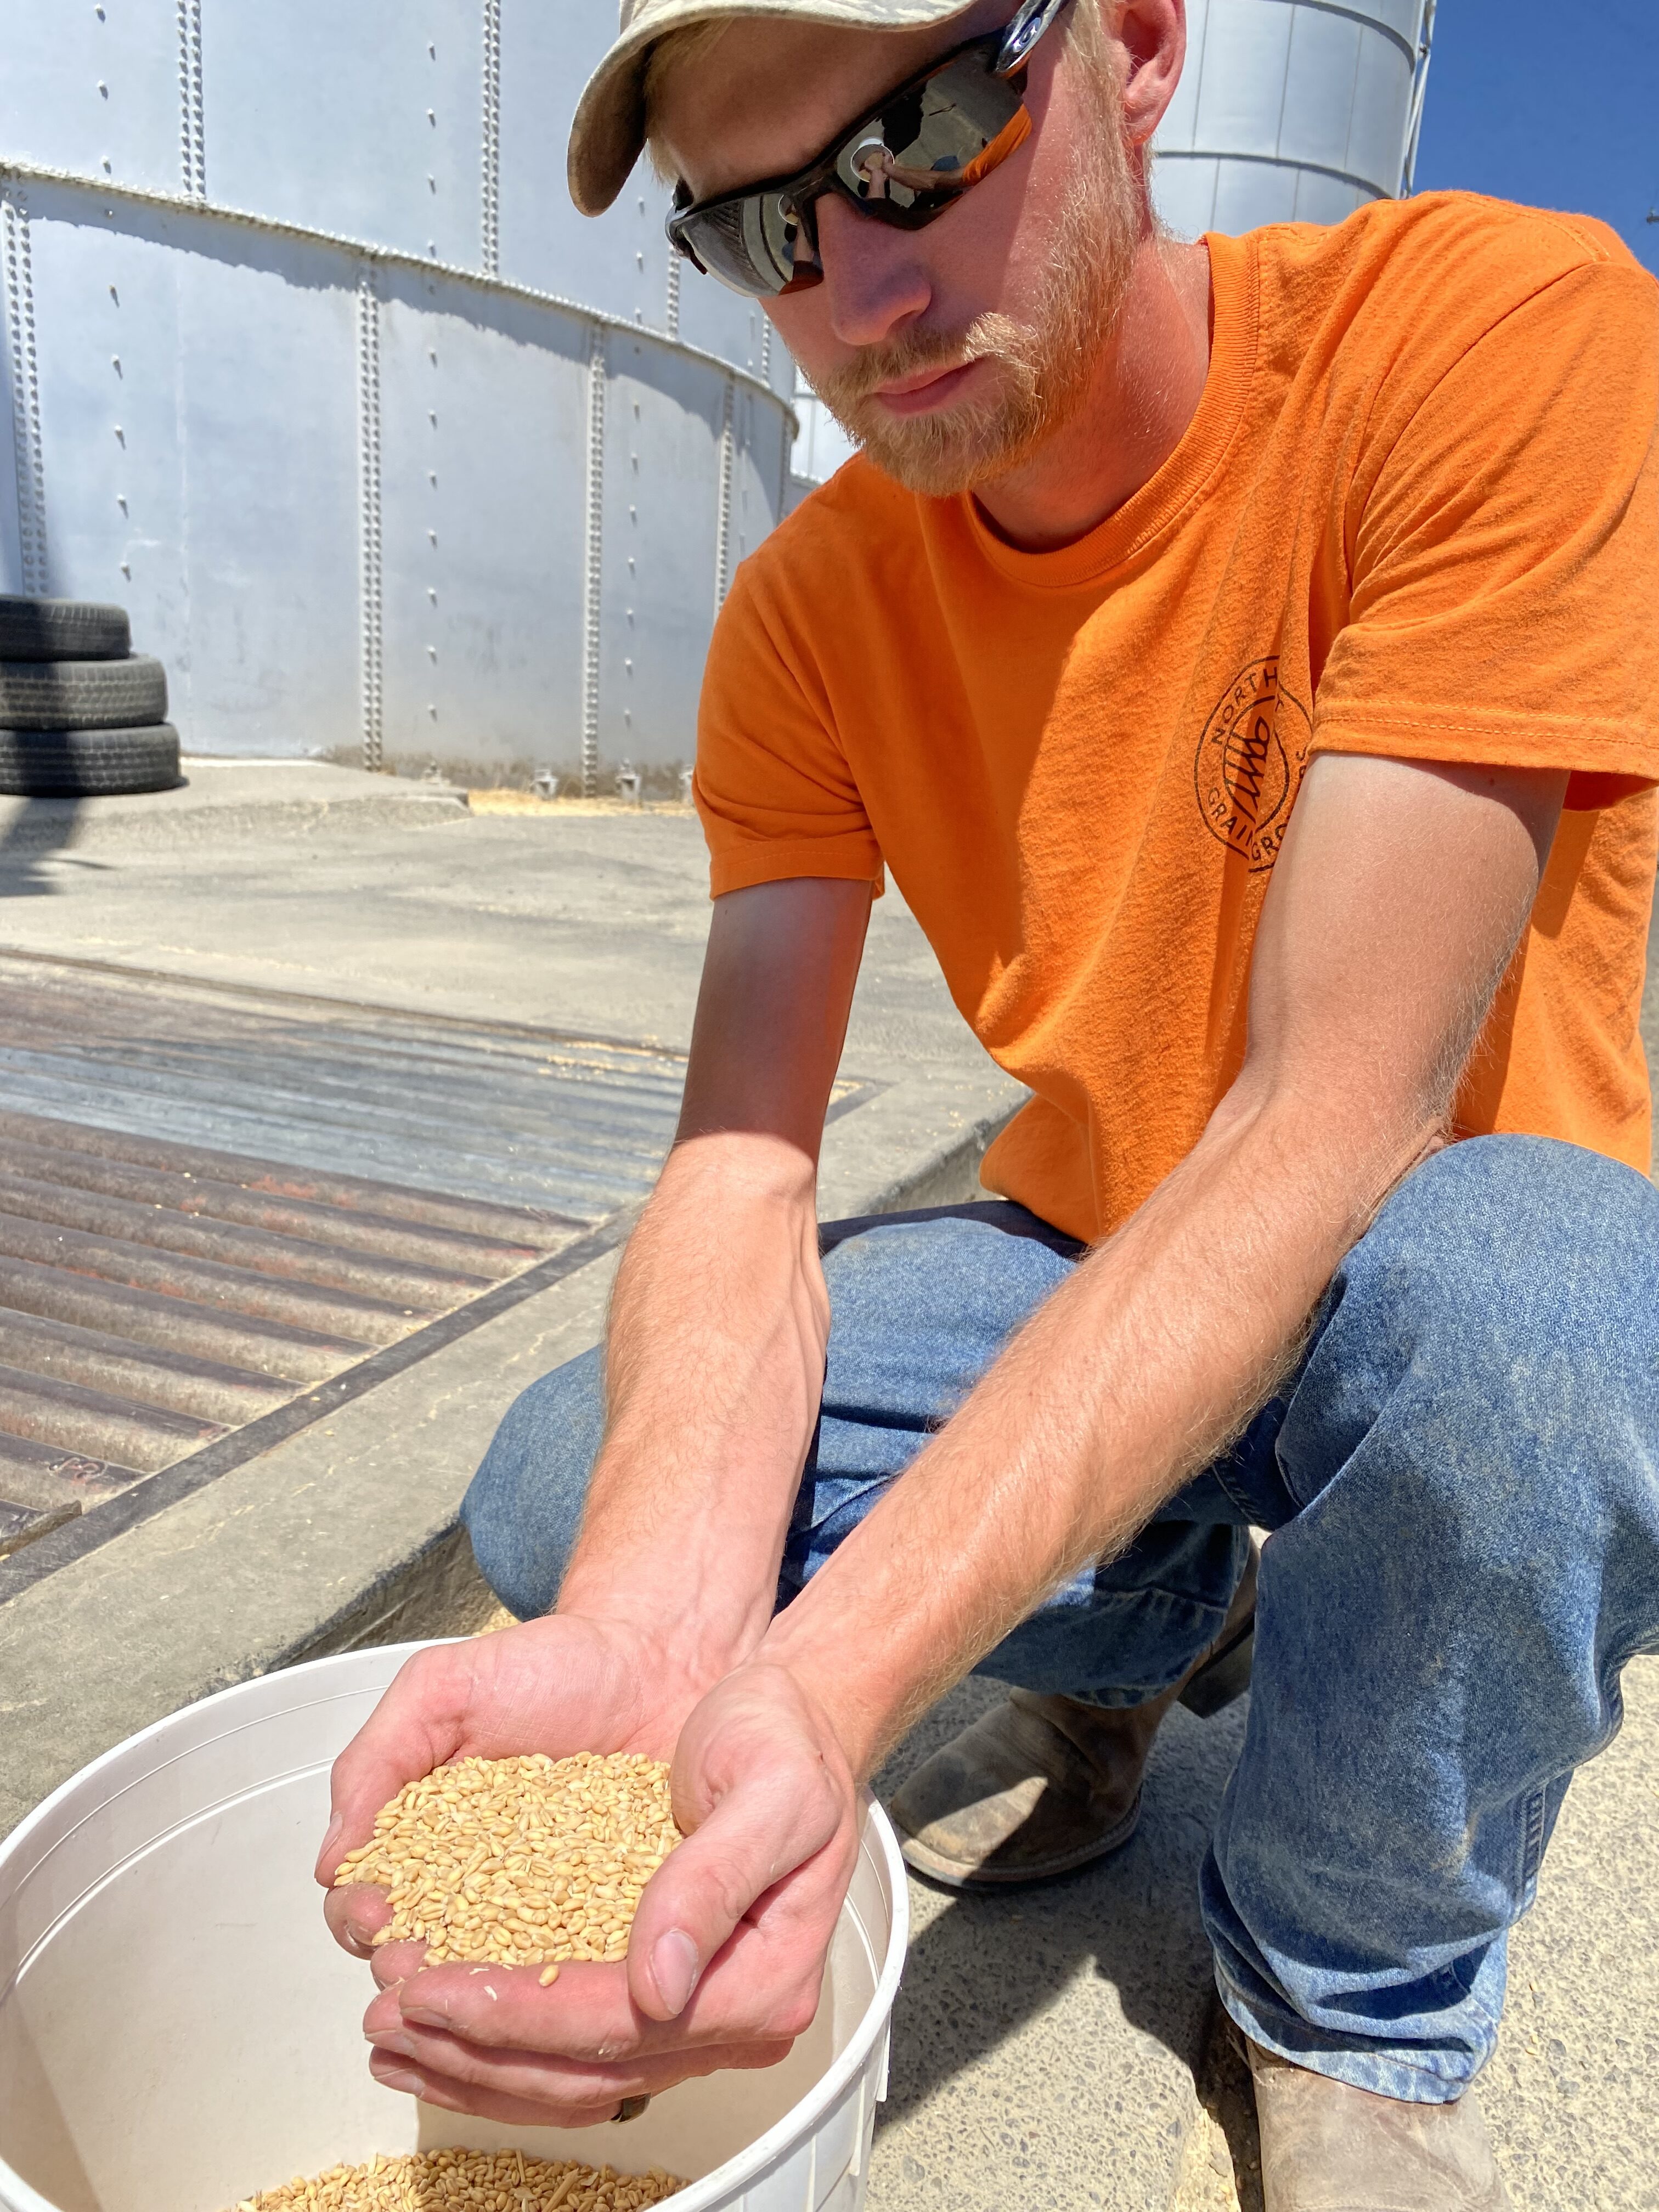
[354,753,1567,2084]
[756,753,1566,1770]
[554,872,873,1686]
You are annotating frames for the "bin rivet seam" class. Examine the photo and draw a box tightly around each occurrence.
[714,373,735,614]
[481,0,502,276]
[580,324,606,798]
[356,267,385,773]
[1,189,48,596]
[176,0,206,200]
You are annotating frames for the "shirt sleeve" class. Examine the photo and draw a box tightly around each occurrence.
[1311,256,1659,806]
[693,556,885,898]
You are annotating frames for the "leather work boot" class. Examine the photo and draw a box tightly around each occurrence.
[1246,2036,1511,2210]
[890,1547,1259,1887]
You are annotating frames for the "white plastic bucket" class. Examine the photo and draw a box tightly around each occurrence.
[0,1644,908,2212]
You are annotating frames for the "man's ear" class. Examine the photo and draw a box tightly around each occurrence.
[1114,0,1186,149]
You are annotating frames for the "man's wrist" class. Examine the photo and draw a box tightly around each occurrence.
[558,1418,811,1691]
[754,1607,891,1780]
[555,1556,775,1697]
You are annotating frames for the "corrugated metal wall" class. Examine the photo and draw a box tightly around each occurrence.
[0,0,797,782]
[1154,0,1435,233]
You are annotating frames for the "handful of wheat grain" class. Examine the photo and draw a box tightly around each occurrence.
[332,1752,681,1970]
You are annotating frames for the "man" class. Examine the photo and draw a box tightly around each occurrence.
[317,2,1659,2203]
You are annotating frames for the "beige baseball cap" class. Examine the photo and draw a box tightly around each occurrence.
[568,0,980,216]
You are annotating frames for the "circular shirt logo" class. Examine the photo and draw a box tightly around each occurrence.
[1193,658,1311,871]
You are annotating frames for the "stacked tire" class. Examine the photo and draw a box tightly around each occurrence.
[0,597,181,796]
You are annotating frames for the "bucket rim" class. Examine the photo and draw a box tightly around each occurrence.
[0,1640,910,2212]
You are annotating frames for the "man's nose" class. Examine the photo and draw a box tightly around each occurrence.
[812,195,932,348]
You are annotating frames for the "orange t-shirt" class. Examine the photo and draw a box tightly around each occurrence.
[695,193,1659,1244]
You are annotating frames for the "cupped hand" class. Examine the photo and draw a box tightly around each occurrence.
[345,1660,861,2125]
[316,1612,697,1958]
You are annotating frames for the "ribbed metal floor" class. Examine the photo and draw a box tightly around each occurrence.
[0,1105,583,1563]
[0,955,871,1582]
[0,952,695,1218]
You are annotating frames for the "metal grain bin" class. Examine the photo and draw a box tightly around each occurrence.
[1153,0,1437,233]
[0,2,798,785]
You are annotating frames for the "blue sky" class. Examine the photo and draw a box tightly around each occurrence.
[1412,0,1658,275]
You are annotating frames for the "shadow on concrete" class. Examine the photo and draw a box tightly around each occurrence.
[0,798,81,896]
[871,1675,1248,2135]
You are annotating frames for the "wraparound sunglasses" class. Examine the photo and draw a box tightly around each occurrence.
[665,0,1069,298]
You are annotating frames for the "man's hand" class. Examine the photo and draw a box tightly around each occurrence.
[340,1661,858,2126]
[316,1615,692,1957]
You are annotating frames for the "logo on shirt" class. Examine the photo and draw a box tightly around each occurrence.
[1193,658,1312,870]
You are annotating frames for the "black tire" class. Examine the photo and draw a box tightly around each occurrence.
[0,724,182,797]
[0,654,167,729]
[0,597,131,661]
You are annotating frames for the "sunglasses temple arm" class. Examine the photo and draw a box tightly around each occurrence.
[996,0,1067,75]
[664,206,705,274]
[796,193,825,269]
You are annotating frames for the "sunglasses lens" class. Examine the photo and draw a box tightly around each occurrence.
[670,34,1032,295]
[834,51,1024,214]
[679,192,804,297]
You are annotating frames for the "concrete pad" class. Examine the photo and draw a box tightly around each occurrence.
[0,796,1023,1223]
[0,757,468,853]
[870,1683,1249,2212]
[1481,1652,1659,2209]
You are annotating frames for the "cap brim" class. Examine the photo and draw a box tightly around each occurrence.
[567,0,980,217]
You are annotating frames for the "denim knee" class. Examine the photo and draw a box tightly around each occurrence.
[1279,1135,1659,1612]
[461,1344,606,1620]
[1328,1131,1656,1406]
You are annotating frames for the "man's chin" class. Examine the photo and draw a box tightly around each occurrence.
[837,407,1035,500]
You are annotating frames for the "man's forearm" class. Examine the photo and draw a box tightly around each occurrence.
[759,1082,1436,1774]
[556,1130,828,1686]
[752,758,1561,1776]
[555,876,871,1691]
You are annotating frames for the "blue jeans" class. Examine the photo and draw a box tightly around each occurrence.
[461,1137,1659,2103]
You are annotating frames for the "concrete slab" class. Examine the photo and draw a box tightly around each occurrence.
[0,790,1023,1838]
[0,757,468,856]
[1472,1651,1659,2209]
[0,792,1023,1223]
[870,1684,1249,2212]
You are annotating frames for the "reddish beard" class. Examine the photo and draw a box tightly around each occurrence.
[809,89,1143,499]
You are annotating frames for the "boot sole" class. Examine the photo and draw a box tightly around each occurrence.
[896,1789,1143,1889]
